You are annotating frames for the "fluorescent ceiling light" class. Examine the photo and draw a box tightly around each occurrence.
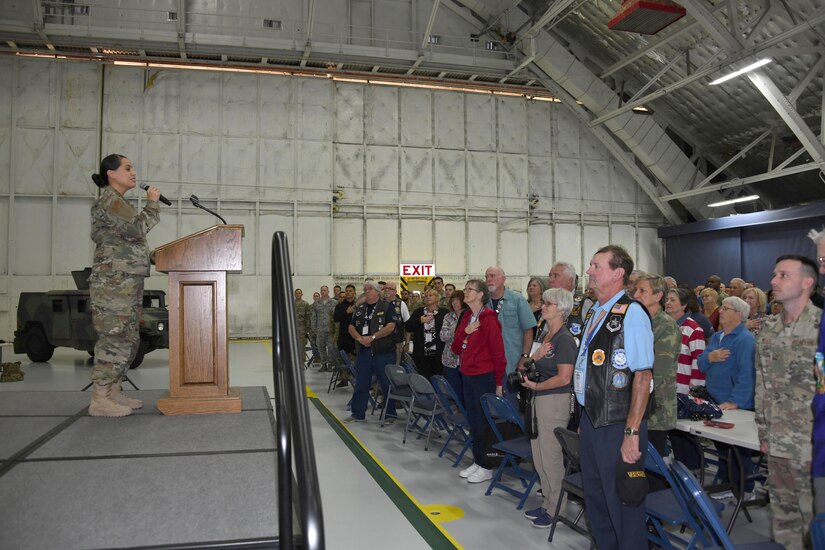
[709,58,772,85]
[707,195,759,207]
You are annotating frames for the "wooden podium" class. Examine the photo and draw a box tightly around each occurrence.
[153,225,244,415]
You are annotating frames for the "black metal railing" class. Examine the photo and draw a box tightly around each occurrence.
[271,231,325,550]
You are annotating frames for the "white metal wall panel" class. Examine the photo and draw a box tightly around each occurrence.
[367,145,399,203]
[466,95,494,152]
[433,92,464,150]
[297,141,332,199]
[228,274,258,336]
[401,219,432,263]
[258,212,294,276]
[555,158,581,212]
[611,161,638,215]
[334,143,365,202]
[17,61,53,128]
[499,220,528,275]
[182,135,220,186]
[583,226,610,260]
[497,97,527,154]
[220,137,256,200]
[375,0,411,32]
[400,89,432,147]
[365,219,399,273]
[13,198,51,275]
[527,101,552,158]
[143,71,180,134]
[103,67,143,133]
[435,220,465,274]
[144,134,181,200]
[61,63,99,129]
[181,72,220,136]
[334,83,364,145]
[297,79,331,142]
[498,153,527,210]
[296,216,331,275]
[54,199,93,274]
[0,127,10,195]
[555,224,582,277]
[15,129,53,195]
[528,223,553,275]
[260,76,292,140]
[333,218,364,274]
[555,108,580,159]
[611,225,637,267]
[467,152,496,209]
[434,150,464,207]
[56,129,98,196]
[401,147,432,201]
[638,227,663,274]
[222,74,258,138]
[0,60,10,195]
[365,86,398,146]
[103,133,140,170]
[467,221,497,274]
[528,157,553,203]
[583,160,609,214]
[0,198,7,273]
[260,138,293,201]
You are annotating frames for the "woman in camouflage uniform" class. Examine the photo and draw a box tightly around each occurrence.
[88,154,161,417]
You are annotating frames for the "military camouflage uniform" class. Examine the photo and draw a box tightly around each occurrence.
[295,298,311,361]
[311,298,337,368]
[89,186,160,383]
[756,301,822,549]
[649,309,681,433]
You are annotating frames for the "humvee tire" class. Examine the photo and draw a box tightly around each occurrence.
[26,324,55,363]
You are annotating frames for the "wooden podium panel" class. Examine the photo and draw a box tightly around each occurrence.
[154,225,243,415]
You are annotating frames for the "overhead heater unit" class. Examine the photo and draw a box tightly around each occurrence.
[608,0,686,35]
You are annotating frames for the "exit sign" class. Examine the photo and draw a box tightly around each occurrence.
[400,263,435,277]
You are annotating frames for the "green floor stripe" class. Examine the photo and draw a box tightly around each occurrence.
[309,397,459,550]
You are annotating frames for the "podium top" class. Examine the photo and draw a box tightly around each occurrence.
[154,224,244,273]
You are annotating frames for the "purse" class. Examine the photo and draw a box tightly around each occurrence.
[677,386,723,421]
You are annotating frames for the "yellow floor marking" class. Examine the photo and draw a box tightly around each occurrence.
[421,504,465,523]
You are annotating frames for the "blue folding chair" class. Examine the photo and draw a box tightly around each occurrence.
[340,350,377,415]
[431,375,473,467]
[382,364,414,426]
[671,462,784,550]
[403,373,447,450]
[645,444,714,549]
[327,348,350,393]
[480,393,538,510]
[810,513,825,549]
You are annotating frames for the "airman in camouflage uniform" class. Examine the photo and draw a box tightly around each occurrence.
[89,154,160,417]
[755,255,822,549]
[294,289,311,362]
[311,286,337,371]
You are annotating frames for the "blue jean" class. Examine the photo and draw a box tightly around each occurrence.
[351,348,397,420]
[443,366,464,406]
[462,371,495,469]
[580,411,648,550]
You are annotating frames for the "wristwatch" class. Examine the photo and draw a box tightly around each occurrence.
[521,353,530,359]
[371,335,376,341]
[623,427,639,436]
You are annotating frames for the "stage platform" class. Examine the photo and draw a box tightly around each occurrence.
[0,387,288,549]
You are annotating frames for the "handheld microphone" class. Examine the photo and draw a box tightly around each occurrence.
[139,182,172,206]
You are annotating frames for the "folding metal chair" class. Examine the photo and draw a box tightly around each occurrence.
[480,394,538,510]
[671,462,784,550]
[326,348,350,393]
[403,373,446,450]
[305,341,321,369]
[550,427,591,544]
[431,375,473,467]
[811,513,825,550]
[645,443,714,549]
[382,364,414,426]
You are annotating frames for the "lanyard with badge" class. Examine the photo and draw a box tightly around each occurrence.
[574,307,607,396]
[361,303,378,335]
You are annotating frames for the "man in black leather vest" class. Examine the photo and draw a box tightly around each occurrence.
[572,245,654,550]
[344,281,398,423]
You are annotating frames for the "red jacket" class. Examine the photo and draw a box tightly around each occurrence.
[451,307,507,386]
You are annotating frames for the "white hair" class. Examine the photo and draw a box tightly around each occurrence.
[551,262,576,283]
[723,296,750,323]
[808,226,825,244]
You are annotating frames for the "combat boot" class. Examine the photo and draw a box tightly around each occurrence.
[110,379,142,409]
[88,381,132,417]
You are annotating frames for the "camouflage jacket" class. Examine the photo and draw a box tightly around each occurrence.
[311,298,337,334]
[91,186,160,277]
[756,302,822,459]
[649,309,681,431]
[295,299,311,333]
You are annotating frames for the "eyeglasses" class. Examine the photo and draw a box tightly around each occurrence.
[542,301,558,307]
[818,256,825,267]
[719,305,736,312]
[463,287,479,293]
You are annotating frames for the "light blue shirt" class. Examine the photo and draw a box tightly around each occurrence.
[488,287,537,374]
[574,290,654,406]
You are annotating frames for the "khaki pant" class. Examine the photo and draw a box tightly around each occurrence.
[531,392,571,512]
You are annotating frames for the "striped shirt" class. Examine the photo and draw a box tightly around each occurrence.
[676,315,706,395]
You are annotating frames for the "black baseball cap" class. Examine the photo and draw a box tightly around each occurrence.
[615,456,648,507]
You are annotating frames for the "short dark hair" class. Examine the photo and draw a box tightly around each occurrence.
[345,284,356,291]
[91,154,126,188]
[596,245,634,285]
[776,254,819,282]
[431,276,444,284]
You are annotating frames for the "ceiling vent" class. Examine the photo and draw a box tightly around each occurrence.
[608,0,686,35]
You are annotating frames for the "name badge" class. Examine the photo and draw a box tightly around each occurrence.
[362,325,369,336]
[574,369,584,394]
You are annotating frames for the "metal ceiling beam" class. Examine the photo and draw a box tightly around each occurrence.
[627,54,681,103]
[478,0,523,35]
[420,0,441,51]
[788,54,824,104]
[589,8,825,127]
[748,69,825,163]
[692,130,771,190]
[521,0,579,38]
[679,0,741,54]
[660,162,824,201]
[176,0,187,59]
[600,2,727,79]
[30,0,49,44]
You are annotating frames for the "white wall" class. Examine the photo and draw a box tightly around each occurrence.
[0,57,664,339]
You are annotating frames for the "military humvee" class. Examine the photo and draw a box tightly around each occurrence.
[13,269,169,368]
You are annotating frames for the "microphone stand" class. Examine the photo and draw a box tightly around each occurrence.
[189,195,227,224]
